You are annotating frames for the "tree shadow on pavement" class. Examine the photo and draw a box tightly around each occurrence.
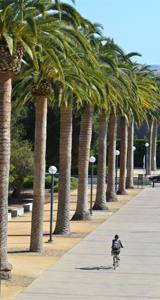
[75,266,112,271]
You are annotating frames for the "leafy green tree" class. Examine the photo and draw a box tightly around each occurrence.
[10,123,33,197]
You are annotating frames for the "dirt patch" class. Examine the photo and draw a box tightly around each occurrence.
[7,248,67,257]
[1,275,35,287]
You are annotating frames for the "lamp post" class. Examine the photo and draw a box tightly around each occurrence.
[89,156,96,215]
[48,166,57,243]
[145,143,149,176]
[133,146,136,184]
[115,150,120,193]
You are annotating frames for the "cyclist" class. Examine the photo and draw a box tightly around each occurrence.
[111,234,123,265]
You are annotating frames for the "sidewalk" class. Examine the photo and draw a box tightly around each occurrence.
[13,185,160,300]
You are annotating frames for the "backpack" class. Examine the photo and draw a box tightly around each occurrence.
[113,239,120,250]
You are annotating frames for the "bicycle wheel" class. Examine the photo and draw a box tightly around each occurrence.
[114,254,117,270]
[117,257,119,267]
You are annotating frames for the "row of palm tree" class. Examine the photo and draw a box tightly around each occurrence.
[0,0,160,279]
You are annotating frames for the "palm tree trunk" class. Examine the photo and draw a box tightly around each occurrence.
[30,95,47,252]
[54,102,72,234]
[106,112,118,202]
[0,73,12,279]
[93,109,108,210]
[126,117,134,189]
[72,103,94,220]
[117,116,128,195]
[151,119,157,171]
[147,116,153,175]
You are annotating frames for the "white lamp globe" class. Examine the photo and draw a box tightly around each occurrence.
[115,150,120,156]
[133,146,136,151]
[145,143,149,147]
[89,156,96,163]
[48,166,57,175]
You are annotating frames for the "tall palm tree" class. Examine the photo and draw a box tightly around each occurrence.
[117,116,128,195]
[13,49,58,252]
[72,102,94,220]
[30,84,51,251]
[151,119,157,171]
[106,111,118,202]
[93,109,108,210]
[147,115,153,175]
[54,101,72,234]
[0,0,40,279]
[126,117,134,188]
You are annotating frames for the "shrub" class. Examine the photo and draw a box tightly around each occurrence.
[50,176,78,193]
[23,178,33,189]
[70,177,78,189]
[54,184,59,193]
[45,176,58,188]
[23,175,58,189]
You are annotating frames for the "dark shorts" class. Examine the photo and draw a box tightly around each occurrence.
[112,249,120,255]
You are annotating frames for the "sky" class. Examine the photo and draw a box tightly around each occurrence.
[64,0,160,67]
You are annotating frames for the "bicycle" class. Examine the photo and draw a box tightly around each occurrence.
[113,252,120,270]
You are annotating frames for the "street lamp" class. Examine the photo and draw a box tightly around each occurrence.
[133,146,136,184]
[89,156,96,215]
[145,143,149,176]
[47,166,57,243]
[115,150,120,193]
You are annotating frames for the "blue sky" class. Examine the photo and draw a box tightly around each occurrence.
[64,0,160,66]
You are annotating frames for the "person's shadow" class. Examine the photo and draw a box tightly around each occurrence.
[75,266,113,271]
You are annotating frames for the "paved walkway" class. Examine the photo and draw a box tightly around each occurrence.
[14,185,160,300]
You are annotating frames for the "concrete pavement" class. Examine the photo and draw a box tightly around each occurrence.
[14,185,160,300]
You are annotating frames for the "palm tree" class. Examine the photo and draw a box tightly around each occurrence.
[0,0,40,279]
[13,49,58,251]
[151,119,157,171]
[72,102,94,220]
[30,84,51,251]
[147,115,153,175]
[126,117,134,188]
[54,101,72,234]
[117,116,128,195]
[106,111,118,202]
[93,109,108,210]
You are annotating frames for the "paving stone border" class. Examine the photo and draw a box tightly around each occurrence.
[8,202,33,220]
